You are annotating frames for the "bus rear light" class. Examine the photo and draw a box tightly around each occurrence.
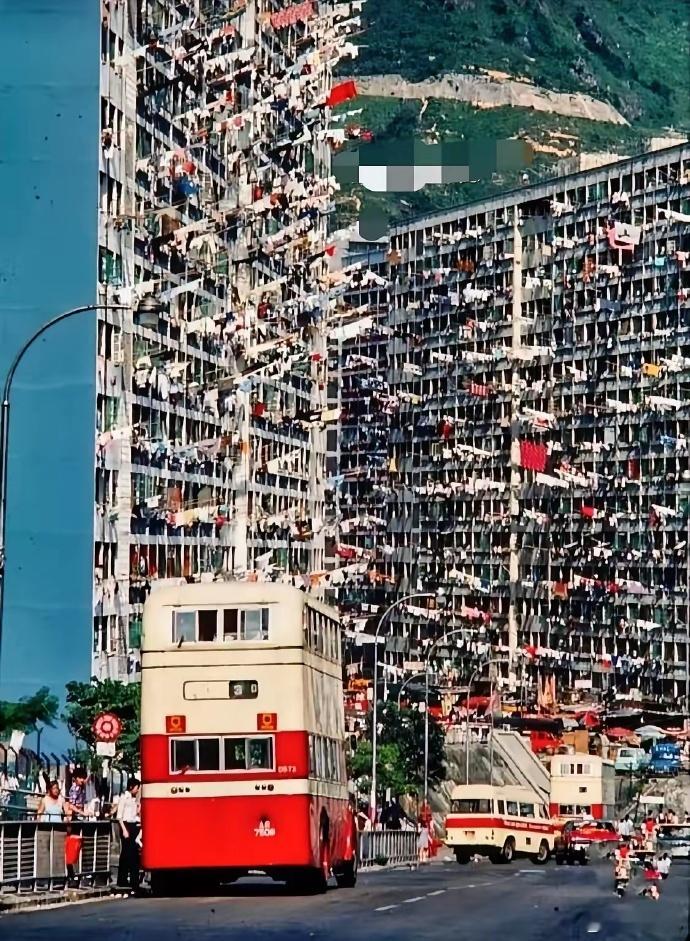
[166,715,187,734]
[257,712,277,731]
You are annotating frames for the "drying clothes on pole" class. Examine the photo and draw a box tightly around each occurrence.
[519,441,548,472]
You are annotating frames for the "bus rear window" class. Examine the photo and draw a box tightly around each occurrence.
[172,607,270,643]
[450,798,492,814]
[224,737,273,770]
[170,736,273,773]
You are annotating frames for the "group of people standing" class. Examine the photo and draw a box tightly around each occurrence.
[36,770,143,895]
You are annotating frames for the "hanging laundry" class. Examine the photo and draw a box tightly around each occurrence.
[326,80,358,107]
[519,440,547,472]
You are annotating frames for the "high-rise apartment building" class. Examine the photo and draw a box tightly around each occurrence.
[334,144,690,714]
[93,0,361,680]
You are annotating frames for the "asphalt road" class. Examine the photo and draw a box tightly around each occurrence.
[3,858,689,941]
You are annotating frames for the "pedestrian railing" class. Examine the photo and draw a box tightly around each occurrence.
[0,820,113,894]
[358,829,418,868]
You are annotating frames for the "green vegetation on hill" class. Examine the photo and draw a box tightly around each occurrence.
[346,0,689,128]
[334,96,656,228]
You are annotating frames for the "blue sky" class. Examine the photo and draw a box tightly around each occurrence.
[0,0,101,753]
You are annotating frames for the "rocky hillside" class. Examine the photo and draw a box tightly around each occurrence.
[335,0,689,223]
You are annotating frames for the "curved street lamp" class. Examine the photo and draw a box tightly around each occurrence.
[369,590,443,820]
[464,657,504,785]
[423,627,468,812]
[0,296,165,662]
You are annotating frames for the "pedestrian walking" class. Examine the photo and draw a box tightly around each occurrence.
[36,780,77,822]
[618,814,634,839]
[68,769,88,815]
[417,822,430,865]
[657,853,672,879]
[116,777,141,894]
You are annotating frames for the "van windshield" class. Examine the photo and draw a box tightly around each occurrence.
[450,798,492,814]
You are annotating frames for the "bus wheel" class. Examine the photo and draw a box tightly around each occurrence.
[500,838,515,863]
[531,841,550,865]
[455,849,471,864]
[335,849,358,888]
[150,871,181,897]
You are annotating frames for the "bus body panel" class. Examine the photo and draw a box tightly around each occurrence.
[141,792,353,871]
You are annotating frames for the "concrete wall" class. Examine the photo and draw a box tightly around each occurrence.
[0,1,99,738]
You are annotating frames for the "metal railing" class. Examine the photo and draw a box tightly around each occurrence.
[358,829,418,868]
[0,820,113,894]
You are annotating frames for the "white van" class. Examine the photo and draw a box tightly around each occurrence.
[445,784,559,865]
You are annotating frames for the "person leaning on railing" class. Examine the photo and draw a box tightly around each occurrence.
[36,780,84,821]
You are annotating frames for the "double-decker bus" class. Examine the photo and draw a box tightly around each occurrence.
[140,583,357,894]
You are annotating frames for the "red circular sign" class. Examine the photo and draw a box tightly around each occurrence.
[92,712,123,743]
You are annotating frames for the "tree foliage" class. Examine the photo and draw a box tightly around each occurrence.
[351,702,446,800]
[0,687,59,737]
[63,680,140,770]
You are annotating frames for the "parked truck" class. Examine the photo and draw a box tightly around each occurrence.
[647,742,681,777]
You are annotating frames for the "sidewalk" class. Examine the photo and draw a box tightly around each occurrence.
[1,886,122,915]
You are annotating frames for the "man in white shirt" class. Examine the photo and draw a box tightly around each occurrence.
[618,814,634,838]
[116,778,141,893]
[657,853,672,878]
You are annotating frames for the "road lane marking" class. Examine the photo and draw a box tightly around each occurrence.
[427,890,446,896]
[375,905,398,912]
[403,896,425,903]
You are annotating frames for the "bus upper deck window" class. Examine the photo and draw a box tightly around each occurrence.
[198,610,218,643]
[173,611,195,644]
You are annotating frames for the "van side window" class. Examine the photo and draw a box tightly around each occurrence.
[497,800,505,815]
[519,803,535,818]
[506,800,518,816]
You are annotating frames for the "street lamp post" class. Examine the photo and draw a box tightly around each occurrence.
[464,658,504,785]
[369,591,440,821]
[423,627,467,812]
[396,671,427,709]
[0,297,164,665]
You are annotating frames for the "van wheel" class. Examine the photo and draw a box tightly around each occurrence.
[531,841,550,865]
[500,838,515,863]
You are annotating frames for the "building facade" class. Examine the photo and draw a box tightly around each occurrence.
[334,143,690,714]
[94,0,361,680]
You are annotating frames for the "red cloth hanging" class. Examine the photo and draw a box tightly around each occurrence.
[520,440,547,472]
[580,505,596,519]
[252,402,266,418]
[326,80,357,107]
[628,458,640,480]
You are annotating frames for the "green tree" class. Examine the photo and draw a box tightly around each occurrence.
[350,702,446,800]
[63,680,140,770]
[0,687,59,737]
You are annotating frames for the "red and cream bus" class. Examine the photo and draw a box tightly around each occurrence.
[444,784,559,864]
[140,582,357,894]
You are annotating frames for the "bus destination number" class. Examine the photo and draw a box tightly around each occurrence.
[228,681,259,699]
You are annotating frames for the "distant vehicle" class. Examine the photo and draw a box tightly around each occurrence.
[553,819,618,866]
[444,784,558,865]
[615,747,649,775]
[656,824,690,858]
[648,742,681,777]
